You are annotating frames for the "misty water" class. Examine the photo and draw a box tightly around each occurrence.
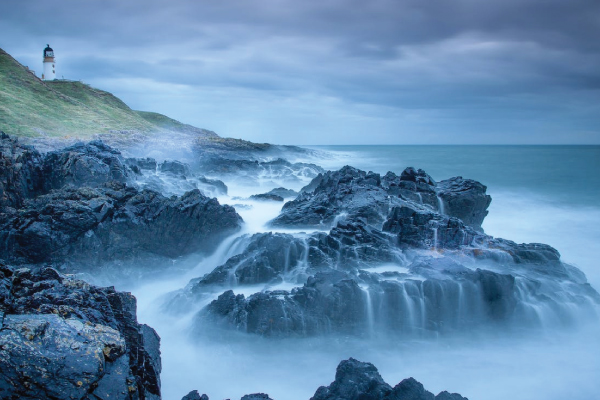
[114,145,599,400]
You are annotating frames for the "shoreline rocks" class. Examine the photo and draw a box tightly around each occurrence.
[0,264,161,399]
[180,358,468,400]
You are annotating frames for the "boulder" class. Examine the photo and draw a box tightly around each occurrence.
[436,177,491,231]
[0,265,161,399]
[159,159,191,176]
[181,391,209,400]
[310,358,391,400]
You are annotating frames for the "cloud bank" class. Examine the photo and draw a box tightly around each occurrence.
[1,0,599,144]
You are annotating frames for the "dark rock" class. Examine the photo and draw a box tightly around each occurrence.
[0,134,44,209]
[182,390,209,400]
[435,392,469,400]
[0,265,161,399]
[42,140,132,191]
[436,176,491,230]
[386,378,434,400]
[240,394,274,400]
[199,264,525,337]
[310,358,392,400]
[0,183,242,267]
[310,359,468,400]
[265,187,299,198]
[159,159,191,176]
[382,206,479,250]
[197,176,228,196]
[126,157,158,172]
[250,193,284,202]
[270,166,393,228]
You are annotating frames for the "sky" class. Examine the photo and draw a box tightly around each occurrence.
[1,0,599,145]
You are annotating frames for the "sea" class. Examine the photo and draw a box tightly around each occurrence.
[124,145,600,400]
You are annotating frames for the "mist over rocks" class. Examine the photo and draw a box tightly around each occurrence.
[0,136,243,273]
[185,164,599,338]
[0,264,161,399]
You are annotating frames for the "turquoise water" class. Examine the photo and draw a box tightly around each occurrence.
[309,145,600,207]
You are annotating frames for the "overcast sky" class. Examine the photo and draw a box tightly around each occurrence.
[1,0,599,144]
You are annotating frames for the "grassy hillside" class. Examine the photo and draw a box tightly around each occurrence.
[0,47,216,142]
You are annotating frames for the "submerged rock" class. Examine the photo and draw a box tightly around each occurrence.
[0,264,161,399]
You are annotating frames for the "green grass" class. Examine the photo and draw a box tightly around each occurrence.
[0,47,214,141]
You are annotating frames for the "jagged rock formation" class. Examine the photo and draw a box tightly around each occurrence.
[0,183,241,268]
[0,264,161,399]
[270,166,490,231]
[42,140,132,191]
[0,136,242,271]
[180,358,467,400]
[310,358,468,400]
[183,165,599,338]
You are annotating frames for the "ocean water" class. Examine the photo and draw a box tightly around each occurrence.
[125,145,600,400]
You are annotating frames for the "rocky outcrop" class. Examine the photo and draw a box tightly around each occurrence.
[198,263,525,337]
[0,133,44,209]
[42,140,132,191]
[250,193,284,202]
[181,391,209,400]
[0,264,161,399]
[271,166,392,228]
[0,182,242,268]
[270,166,492,232]
[436,177,491,231]
[159,160,191,176]
[180,358,467,400]
[310,358,467,400]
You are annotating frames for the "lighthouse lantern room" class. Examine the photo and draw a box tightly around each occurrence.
[42,44,56,80]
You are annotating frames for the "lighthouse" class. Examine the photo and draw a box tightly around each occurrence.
[42,44,56,80]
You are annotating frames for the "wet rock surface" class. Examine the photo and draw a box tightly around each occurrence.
[270,166,491,231]
[0,183,242,268]
[187,165,599,338]
[42,140,132,191]
[0,264,161,400]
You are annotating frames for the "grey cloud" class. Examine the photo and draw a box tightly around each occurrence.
[0,0,599,144]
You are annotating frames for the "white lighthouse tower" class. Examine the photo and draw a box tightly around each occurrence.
[42,44,56,80]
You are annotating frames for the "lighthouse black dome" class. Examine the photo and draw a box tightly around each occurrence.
[43,45,54,58]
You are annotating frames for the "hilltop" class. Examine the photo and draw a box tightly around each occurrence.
[0,47,218,148]
[0,47,314,160]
